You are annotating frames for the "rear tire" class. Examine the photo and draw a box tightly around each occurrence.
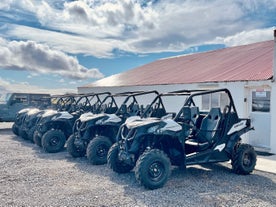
[42,129,66,153]
[67,135,86,158]
[135,149,171,190]
[231,143,257,175]
[87,136,112,165]
[107,143,134,173]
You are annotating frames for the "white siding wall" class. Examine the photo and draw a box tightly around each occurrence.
[270,84,276,153]
[270,35,276,153]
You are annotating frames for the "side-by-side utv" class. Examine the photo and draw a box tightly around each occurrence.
[108,89,257,190]
[67,91,162,164]
[34,92,110,153]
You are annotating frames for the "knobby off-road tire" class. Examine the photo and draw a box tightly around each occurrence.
[33,130,42,147]
[27,126,36,143]
[231,143,257,175]
[19,128,28,140]
[67,135,86,158]
[87,136,113,165]
[12,124,19,136]
[135,149,171,190]
[42,129,66,153]
[107,143,134,173]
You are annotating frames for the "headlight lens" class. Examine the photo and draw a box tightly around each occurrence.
[95,119,103,125]
[147,125,159,133]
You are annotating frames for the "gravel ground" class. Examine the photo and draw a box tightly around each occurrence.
[0,125,275,207]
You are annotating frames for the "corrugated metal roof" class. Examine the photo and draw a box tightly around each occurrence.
[82,40,274,87]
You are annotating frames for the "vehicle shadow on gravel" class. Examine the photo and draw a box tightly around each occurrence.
[9,133,70,161]
[0,129,14,135]
[118,163,276,206]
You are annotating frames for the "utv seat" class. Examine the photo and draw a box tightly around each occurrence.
[185,108,222,153]
[151,108,167,118]
[128,103,140,116]
[175,106,199,138]
[118,104,128,116]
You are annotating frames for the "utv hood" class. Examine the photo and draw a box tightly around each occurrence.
[18,108,35,114]
[41,109,58,118]
[79,112,107,122]
[52,111,74,120]
[125,117,162,129]
[26,108,41,116]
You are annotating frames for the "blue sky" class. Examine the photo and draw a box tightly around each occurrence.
[0,0,276,94]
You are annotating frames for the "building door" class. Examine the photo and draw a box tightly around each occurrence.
[248,88,271,149]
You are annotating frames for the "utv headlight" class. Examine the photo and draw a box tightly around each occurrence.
[147,125,159,133]
[95,119,104,125]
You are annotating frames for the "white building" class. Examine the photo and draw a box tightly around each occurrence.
[78,30,276,154]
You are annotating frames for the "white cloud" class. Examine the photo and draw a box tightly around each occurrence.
[59,1,275,48]
[37,0,276,53]
[1,0,276,54]
[4,24,115,58]
[0,77,76,95]
[0,0,12,10]
[0,37,104,80]
[209,27,275,46]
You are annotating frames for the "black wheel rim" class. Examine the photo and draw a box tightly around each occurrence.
[148,161,164,181]
[50,136,60,146]
[243,152,253,167]
[96,144,108,158]
[74,140,84,152]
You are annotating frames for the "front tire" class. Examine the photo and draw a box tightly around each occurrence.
[19,128,28,140]
[42,129,66,153]
[67,135,86,158]
[231,143,257,175]
[87,136,112,165]
[135,149,171,190]
[27,126,36,142]
[12,124,19,136]
[107,143,134,173]
[33,130,42,147]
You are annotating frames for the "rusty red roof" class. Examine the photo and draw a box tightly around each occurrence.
[83,40,274,87]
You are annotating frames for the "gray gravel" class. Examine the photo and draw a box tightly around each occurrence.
[0,127,275,207]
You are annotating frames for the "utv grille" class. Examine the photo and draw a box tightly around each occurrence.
[75,119,82,131]
[121,125,129,139]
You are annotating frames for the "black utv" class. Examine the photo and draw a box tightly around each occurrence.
[12,108,34,136]
[108,89,257,190]
[67,91,164,164]
[85,90,168,165]
[16,95,66,141]
[34,92,110,153]
[11,94,56,136]
[32,94,82,146]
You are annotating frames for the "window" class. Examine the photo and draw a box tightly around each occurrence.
[12,94,28,105]
[252,91,270,112]
[30,94,51,107]
[201,91,230,111]
[202,94,210,110]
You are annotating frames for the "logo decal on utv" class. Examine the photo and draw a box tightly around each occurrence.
[214,143,226,152]
[227,120,247,135]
